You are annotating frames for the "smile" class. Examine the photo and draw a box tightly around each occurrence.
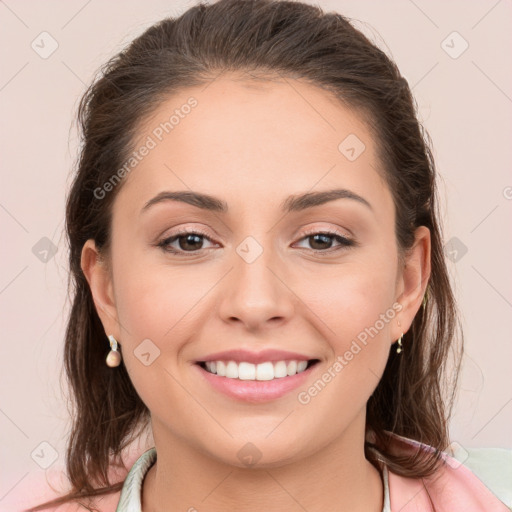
[194,359,320,403]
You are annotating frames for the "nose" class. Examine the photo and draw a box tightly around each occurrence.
[217,239,295,332]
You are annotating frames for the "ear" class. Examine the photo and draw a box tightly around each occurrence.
[80,239,121,340]
[394,225,431,340]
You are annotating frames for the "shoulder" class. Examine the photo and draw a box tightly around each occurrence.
[1,471,121,512]
[2,444,145,512]
[384,433,512,511]
[452,445,512,508]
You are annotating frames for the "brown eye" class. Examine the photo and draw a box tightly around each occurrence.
[175,233,205,251]
[158,230,216,255]
[308,233,335,250]
[295,231,355,253]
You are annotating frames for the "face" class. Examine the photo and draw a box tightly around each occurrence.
[82,74,429,468]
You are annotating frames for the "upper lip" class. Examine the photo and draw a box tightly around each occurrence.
[196,349,316,364]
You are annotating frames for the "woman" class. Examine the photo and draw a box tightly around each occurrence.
[21,0,511,510]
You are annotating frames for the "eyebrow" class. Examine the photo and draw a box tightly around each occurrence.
[140,188,373,216]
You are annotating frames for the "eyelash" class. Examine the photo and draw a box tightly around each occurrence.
[157,228,356,256]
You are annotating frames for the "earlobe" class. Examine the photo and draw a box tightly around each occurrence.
[80,239,119,337]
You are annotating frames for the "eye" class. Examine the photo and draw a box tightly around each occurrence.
[293,230,355,253]
[157,229,217,255]
[157,228,356,256]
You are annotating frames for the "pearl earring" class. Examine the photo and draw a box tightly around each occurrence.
[106,334,122,367]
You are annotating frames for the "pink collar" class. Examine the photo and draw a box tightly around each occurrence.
[382,432,509,511]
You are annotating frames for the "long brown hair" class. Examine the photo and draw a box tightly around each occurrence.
[26,0,463,509]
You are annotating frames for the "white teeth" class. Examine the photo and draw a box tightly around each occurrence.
[216,361,226,376]
[256,362,274,381]
[226,361,239,378]
[297,360,308,372]
[287,360,297,376]
[274,361,288,378]
[239,362,256,380]
[202,359,312,380]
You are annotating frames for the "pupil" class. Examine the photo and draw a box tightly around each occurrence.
[310,234,331,250]
[180,234,202,251]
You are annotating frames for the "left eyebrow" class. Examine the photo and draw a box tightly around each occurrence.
[139,188,373,216]
[282,188,373,213]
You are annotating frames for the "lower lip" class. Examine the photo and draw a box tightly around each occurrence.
[193,362,318,403]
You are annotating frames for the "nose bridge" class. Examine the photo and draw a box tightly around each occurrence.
[217,232,295,328]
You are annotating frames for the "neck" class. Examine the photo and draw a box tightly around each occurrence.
[142,414,383,512]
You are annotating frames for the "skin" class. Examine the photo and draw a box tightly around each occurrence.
[81,73,430,512]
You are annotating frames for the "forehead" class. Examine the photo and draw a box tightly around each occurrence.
[116,74,390,216]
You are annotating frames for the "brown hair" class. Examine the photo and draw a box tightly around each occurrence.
[26,0,463,509]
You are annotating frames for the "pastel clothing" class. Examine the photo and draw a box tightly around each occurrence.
[8,433,512,511]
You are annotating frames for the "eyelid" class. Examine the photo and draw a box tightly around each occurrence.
[299,226,352,241]
[294,221,355,240]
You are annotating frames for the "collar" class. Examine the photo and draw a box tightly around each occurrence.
[382,432,510,511]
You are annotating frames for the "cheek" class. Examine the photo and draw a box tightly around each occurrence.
[111,257,222,400]
[111,265,203,413]
[296,259,397,394]
[301,258,397,340]
[291,267,396,434]
[112,243,205,337]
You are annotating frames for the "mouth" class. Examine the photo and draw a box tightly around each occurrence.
[193,359,321,403]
